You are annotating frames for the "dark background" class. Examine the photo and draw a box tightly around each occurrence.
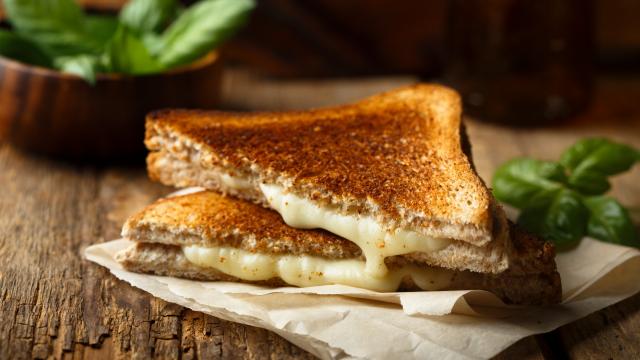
[3,0,637,77]
[220,0,640,77]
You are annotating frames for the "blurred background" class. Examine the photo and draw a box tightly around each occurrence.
[61,0,637,77]
[212,0,637,77]
[65,0,640,124]
[0,0,639,160]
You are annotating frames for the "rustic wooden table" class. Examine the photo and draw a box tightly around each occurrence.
[1,70,639,359]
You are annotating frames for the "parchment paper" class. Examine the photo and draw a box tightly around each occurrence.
[85,236,640,359]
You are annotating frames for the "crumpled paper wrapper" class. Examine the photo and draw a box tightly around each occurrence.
[85,235,640,359]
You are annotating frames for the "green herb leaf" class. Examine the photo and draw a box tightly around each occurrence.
[0,29,51,67]
[493,137,639,249]
[85,15,119,44]
[142,33,164,56]
[492,158,567,208]
[3,0,100,56]
[54,55,100,85]
[2,0,254,81]
[518,189,588,246]
[583,196,639,247]
[560,138,640,195]
[158,0,255,68]
[104,26,162,75]
[119,0,179,34]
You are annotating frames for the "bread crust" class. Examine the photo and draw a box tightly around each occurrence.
[145,84,500,246]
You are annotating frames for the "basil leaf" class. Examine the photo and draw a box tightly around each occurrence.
[0,30,51,67]
[142,33,164,56]
[564,169,611,196]
[119,0,179,34]
[492,158,567,208]
[85,15,119,44]
[54,55,100,85]
[3,0,100,56]
[583,196,638,247]
[518,189,588,246]
[158,0,255,68]
[560,138,640,195]
[103,26,162,75]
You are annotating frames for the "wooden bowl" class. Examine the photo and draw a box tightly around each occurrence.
[0,52,222,162]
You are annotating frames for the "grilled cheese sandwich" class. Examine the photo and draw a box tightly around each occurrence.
[116,84,562,304]
[116,190,561,304]
[145,84,512,274]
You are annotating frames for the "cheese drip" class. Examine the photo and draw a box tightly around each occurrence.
[259,183,452,277]
[183,245,454,292]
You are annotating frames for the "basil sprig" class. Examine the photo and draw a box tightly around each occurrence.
[493,138,640,248]
[0,0,255,84]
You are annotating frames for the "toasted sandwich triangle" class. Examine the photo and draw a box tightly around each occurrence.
[146,84,505,248]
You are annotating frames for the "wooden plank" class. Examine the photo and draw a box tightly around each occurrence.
[0,146,315,359]
[557,294,640,359]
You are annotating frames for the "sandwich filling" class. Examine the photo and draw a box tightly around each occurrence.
[182,245,454,292]
[194,175,455,277]
[259,183,452,277]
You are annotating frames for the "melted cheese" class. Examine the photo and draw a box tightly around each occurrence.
[259,183,452,277]
[183,245,454,292]
[219,173,253,190]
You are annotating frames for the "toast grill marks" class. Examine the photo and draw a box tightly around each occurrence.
[145,84,499,248]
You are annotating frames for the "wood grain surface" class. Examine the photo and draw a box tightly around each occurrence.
[0,70,639,359]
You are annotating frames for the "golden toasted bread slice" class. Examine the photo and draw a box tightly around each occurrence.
[145,84,509,270]
[116,191,561,304]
